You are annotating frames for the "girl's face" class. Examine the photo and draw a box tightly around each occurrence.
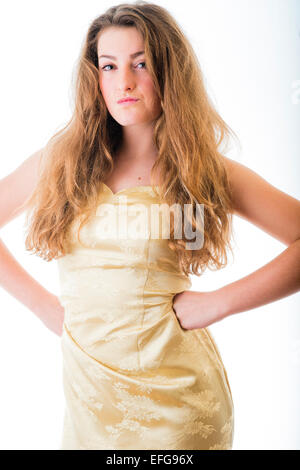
[97,26,162,126]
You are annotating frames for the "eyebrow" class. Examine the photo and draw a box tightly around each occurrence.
[98,50,145,60]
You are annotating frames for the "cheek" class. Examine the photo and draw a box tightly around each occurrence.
[99,77,112,103]
[142,77,159,102]
[142,76,155,92]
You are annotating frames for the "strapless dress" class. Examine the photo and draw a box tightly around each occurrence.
[57,182,234,450]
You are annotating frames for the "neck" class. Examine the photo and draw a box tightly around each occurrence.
[118,121,158,163]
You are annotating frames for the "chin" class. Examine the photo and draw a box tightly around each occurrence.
[114,115,151,126]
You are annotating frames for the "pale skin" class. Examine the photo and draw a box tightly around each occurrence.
[97,26,162,190]
[0,26,299,336]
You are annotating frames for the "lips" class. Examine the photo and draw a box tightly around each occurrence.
[117,97,139,104]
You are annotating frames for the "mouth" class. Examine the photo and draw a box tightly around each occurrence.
[117,98,139,104]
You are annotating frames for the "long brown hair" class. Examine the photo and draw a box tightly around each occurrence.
[24,1,240,276]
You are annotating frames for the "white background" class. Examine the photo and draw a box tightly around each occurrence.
[0,0,299,450]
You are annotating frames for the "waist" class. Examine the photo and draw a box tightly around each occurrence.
[60,292,176,331]
[58,263,191,320]
[61,297,185,374]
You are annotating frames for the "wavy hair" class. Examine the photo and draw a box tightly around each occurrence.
[24,1,240,277]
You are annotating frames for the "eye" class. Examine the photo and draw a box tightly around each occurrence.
[102,64,114,71]
[136,61,146,69]
[101,62,146,72]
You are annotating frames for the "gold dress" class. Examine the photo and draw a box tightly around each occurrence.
[58,183,234,450]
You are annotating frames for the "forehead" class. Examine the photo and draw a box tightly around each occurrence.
[97,26,144,54]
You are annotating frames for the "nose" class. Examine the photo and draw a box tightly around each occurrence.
[117,67,136,91]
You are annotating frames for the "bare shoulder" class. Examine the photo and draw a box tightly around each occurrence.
[221,154,278,212]
[221,155,253,183]
[221,155,300,245]
[0,148,44,228]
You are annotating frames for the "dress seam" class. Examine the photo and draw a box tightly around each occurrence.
[137,236,151,370]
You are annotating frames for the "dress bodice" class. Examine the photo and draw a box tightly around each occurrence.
[57,182,192,370]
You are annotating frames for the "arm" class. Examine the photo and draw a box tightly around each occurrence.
[0,150,64,336]
[173,157,300,329]
[217,157,300,318]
